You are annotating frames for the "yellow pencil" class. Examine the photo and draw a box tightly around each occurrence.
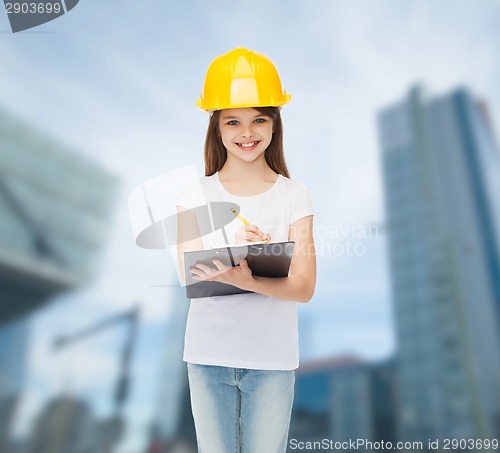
[230,208,250,225]
[230,208,270,242]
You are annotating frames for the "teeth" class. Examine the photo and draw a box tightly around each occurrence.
[239,142,257,148]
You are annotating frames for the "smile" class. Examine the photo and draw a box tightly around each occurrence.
[236,141,260,150]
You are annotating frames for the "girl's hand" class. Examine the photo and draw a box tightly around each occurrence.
[190,259,254,291]
[235,224,271,244]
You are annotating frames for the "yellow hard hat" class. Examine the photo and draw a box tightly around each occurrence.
[196,47,291,111]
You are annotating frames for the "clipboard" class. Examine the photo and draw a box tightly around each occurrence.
[184,241,295,299]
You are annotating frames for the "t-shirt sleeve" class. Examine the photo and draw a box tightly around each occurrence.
[176,177,206,210]
[290,181,314,225]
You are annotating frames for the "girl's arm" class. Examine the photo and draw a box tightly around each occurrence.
[245,215,316,302]
[192,215,316,302]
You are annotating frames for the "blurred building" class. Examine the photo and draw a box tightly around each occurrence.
[0,318,29,396]
[0,107,119,326]
[378,86,500,442]
[25,397,95,453]
[331,359,396,447]
[0,318,30,449]
[148,272,196,452]
[0,106,119,451]
[288,355,396,450]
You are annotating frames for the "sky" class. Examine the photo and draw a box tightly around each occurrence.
[1,1,500,451]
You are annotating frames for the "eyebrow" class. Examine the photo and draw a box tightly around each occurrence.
[220,113,269,121]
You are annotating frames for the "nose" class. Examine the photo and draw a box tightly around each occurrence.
[241,123,255,139]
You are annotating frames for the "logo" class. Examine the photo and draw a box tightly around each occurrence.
[4,0,79,33]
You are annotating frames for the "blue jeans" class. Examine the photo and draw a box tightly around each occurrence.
[187,363,295,453]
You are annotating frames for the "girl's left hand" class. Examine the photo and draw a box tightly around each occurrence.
[190,259,254,290]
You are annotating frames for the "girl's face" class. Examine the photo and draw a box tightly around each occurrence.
[218,108,273,165]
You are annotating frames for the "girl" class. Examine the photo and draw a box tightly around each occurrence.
[176,47,316,453]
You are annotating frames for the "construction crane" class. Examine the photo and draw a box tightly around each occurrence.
[48,306,140,453]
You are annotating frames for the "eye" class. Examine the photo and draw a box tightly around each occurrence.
[227,120,239,126]
[254,118,266,123]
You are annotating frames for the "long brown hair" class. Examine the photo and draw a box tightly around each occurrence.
[204,106,290,178]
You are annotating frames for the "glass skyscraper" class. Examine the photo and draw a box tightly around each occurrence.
[0,107,119,325]
[0,106,119,451]
[378,86,500,442]
[0,318,29,397]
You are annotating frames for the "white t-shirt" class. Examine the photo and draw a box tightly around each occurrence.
[176,171,313,370]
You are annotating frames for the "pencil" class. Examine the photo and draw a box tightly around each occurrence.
[230,208,250,225]
[230,208,270,243]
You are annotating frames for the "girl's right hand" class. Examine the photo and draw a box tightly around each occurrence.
[235,224,271,244]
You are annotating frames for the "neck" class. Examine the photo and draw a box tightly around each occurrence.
[219,156,276,181]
